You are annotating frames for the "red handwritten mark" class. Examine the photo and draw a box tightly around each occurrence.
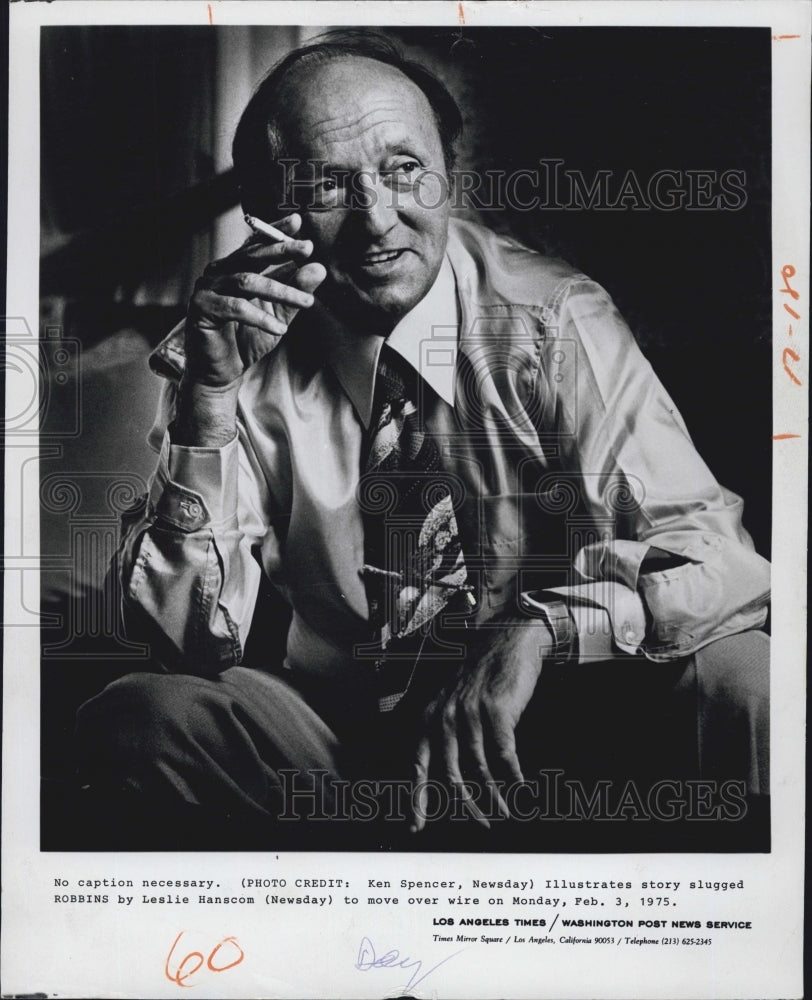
[207,3,213,24]
[780,264,800,299]
[782,347,803,386]
[779,263,803,387]
[781,266,801,318]
[166,932,244,987]
[207,937,245,972]
[777,264,804,436]
[165,933,204,988]
[772,34,801,40]
[458,1,465,24]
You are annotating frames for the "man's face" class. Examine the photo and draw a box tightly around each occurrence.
[282,57,451,330]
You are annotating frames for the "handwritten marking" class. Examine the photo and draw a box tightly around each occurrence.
[165,931,244,987]
[355,935,463,996]
[782,347,803,385]
[165,933,204,988]
[207,3,213,24]
[780,264,800,299]
[771,34,801,40]
[773,433,802,440]
[207,937,245,972]
[458,1,465,24]
[778,263,804,388]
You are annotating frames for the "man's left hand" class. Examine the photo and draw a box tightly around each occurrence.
[410,620,552,832]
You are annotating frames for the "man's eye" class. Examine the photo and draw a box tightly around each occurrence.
[308,177,342,209]
[384,162,422,189]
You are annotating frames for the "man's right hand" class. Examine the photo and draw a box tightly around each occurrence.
[184,212,327,387]
[173,213,327,447]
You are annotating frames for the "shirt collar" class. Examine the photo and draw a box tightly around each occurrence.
[387,255,459,407]
[324,254,459,430]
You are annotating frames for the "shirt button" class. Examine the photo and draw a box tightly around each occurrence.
[187,503,202,518]
[623,623,638,643]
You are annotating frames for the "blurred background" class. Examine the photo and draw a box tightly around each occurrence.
[39,25,772,832]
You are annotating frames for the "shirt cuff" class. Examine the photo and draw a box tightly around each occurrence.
[544,581,648,661]
[149,430,240,529]
[573,539,649,591]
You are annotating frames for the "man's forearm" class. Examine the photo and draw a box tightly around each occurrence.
[118,389,261,674]
[171,377,242,448]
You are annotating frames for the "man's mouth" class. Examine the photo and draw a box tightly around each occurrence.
[360,248,407,266]
[337,247,413,286]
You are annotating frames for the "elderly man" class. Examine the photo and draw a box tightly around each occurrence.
[77,32,770,842]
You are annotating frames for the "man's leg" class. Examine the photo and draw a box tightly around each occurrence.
[693,629,770,796]
[73,630,768,847]
[504,629,770,848]
[74,667,356,820]
[515,630,769,789]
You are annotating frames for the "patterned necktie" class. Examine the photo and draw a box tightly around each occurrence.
[359,344,473,711]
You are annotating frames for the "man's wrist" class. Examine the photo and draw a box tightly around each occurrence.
[520,594,578,665]
[172,376,242,448]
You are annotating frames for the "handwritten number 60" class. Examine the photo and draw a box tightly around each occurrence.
[165,931,245,986]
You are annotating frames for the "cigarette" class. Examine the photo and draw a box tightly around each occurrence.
[244,214,293,243]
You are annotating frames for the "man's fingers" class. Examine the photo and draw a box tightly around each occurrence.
[460,707,511,820]
[242,213,305,257]
[441,706,490,829]
[289,261,328,295]
[198,262,327,335]
[193,289,288,338]
[440,706,463,783]
[207,241,308,277]
[261,263,327,328]
[410,735,431,834]
[487,711,525,786]
[243,236,315,264]
[216,272,317,310]
[267,212,304,237]
[242,211,304,240]
[211,212,310,274]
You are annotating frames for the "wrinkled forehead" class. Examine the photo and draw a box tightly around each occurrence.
[280,56,440,159]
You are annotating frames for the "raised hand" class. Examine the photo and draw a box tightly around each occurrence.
[173,214,327,448]
[184,212,327,387]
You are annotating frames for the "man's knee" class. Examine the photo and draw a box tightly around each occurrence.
[75,671,212,777]
[75,667,348,810]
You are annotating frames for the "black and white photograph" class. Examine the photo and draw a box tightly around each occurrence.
[2,2,808,998]
[38,21,773,853]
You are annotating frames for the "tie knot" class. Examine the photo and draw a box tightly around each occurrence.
[373,344,415,413]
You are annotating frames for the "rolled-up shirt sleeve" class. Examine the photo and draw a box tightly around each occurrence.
[542,277,770,662]
[118,381,268,676]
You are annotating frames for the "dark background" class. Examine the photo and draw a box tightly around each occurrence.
[38,25,772,849]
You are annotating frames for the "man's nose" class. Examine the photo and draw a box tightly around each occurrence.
[353,172,397,238]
